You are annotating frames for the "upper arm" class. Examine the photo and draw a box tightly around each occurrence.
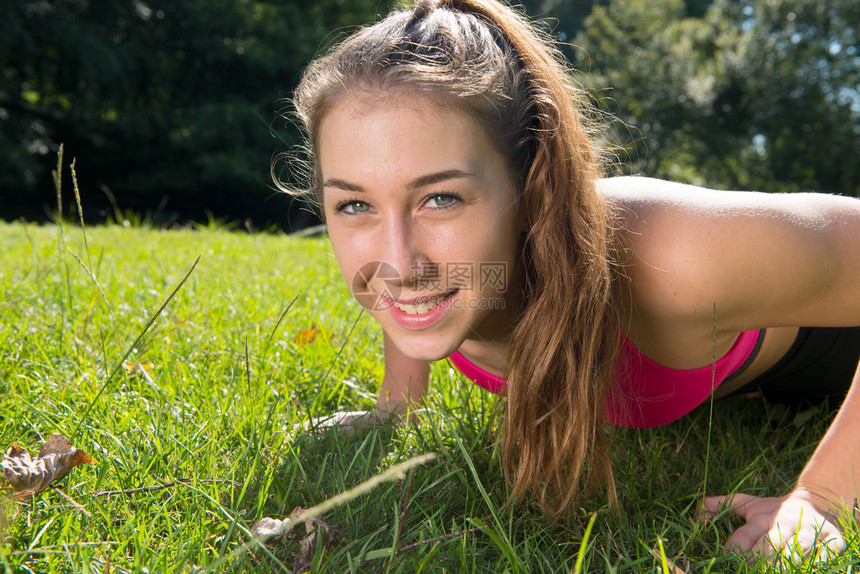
[604,177,860,331]
[378,331,430,413]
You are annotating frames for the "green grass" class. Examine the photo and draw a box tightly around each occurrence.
[1,218,858,573]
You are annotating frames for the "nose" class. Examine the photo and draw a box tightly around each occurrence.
[379,213,432,290]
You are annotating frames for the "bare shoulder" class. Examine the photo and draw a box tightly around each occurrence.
[598,176,860,331]
[598,175,857,220]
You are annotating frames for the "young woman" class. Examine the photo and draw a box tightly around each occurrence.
[279,0,860,558]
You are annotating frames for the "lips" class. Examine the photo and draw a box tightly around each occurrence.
[381,290,458,328]
[391,293,448,315]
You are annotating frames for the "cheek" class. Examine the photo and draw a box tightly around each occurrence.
[327,228,375,284]
[470,214,520,261]
[329,247,355,285]
[330,226,373,258]
[326,226,352,269]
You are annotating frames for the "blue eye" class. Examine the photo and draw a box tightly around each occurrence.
[425,194,459,208]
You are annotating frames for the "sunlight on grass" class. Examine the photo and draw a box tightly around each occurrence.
[1,219,858,572]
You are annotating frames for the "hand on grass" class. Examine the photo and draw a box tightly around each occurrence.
[299,409,397,435]
[702,489,846,562]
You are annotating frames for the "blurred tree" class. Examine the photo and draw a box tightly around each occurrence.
[574,0,859,195]
[0,0,393,228]
[710,0,859,194]
[1,0,857,228]
[520,0,716,63]
[573,0,714,180]
[520,0,600,40]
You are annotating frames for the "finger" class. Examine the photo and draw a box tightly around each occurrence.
[813,523,845,558]
[725,522,767,554]
[703,493,757,518]
[782,544,806,565]
[756,522,797,558]
[823,529,846,554]
[794,519,833,555]
[815,533,846,562]
[701,495,725,517]
[774,515,844,560]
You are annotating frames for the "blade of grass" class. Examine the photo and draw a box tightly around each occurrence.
[261,293,299,363]
[656,535,670,574]
[69,159,115,325]
[66,246,115,324]
[72,255,201,439]
[209,453,437,571]
[452,434,522,573]
[573,512,598,574]
[181,481,291,571]
[53,144,73,314]
[245,333,251,397]
[693,303,719,551]
[0,544,13,574]
[397,525,487,555]
[321,308,364,390]
[393,467,415,555]
[702,303,718,498]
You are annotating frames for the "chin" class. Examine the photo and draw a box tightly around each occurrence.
[391,333,460,362]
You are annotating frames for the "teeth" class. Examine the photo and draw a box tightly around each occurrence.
[393,295,443,315]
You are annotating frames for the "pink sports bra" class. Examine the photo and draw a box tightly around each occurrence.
[448,329,764,428]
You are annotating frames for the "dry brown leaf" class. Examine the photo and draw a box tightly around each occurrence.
[292,326,327,346]
[251,507,344,573]
[2,433,92,500]
[650,545,687,574]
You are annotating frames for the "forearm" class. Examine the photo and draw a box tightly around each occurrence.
[796,360,860,506]
[376,331,430,416]
[302,360,428,432]
[376,364,430,415]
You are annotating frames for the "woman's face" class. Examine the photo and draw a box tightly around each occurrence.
[318,92,524,361]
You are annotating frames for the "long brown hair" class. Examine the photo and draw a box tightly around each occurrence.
[283,0,620,518]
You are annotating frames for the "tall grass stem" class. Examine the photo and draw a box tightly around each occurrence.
[72,255,201,438]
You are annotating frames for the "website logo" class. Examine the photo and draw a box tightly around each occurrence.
[351,260,401,311]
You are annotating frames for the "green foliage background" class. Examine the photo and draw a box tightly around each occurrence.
[1,0,857,228]
[569,0,859,195]
[0,0,395,228]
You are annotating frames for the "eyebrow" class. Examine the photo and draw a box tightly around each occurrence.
[323,169,474,193]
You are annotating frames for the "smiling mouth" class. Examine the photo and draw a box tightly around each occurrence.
[390,291,456,315]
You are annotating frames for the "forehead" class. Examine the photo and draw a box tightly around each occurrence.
[322,89,478,132]
[317,92,494,183]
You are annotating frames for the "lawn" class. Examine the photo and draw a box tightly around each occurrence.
[0,217,857,573]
